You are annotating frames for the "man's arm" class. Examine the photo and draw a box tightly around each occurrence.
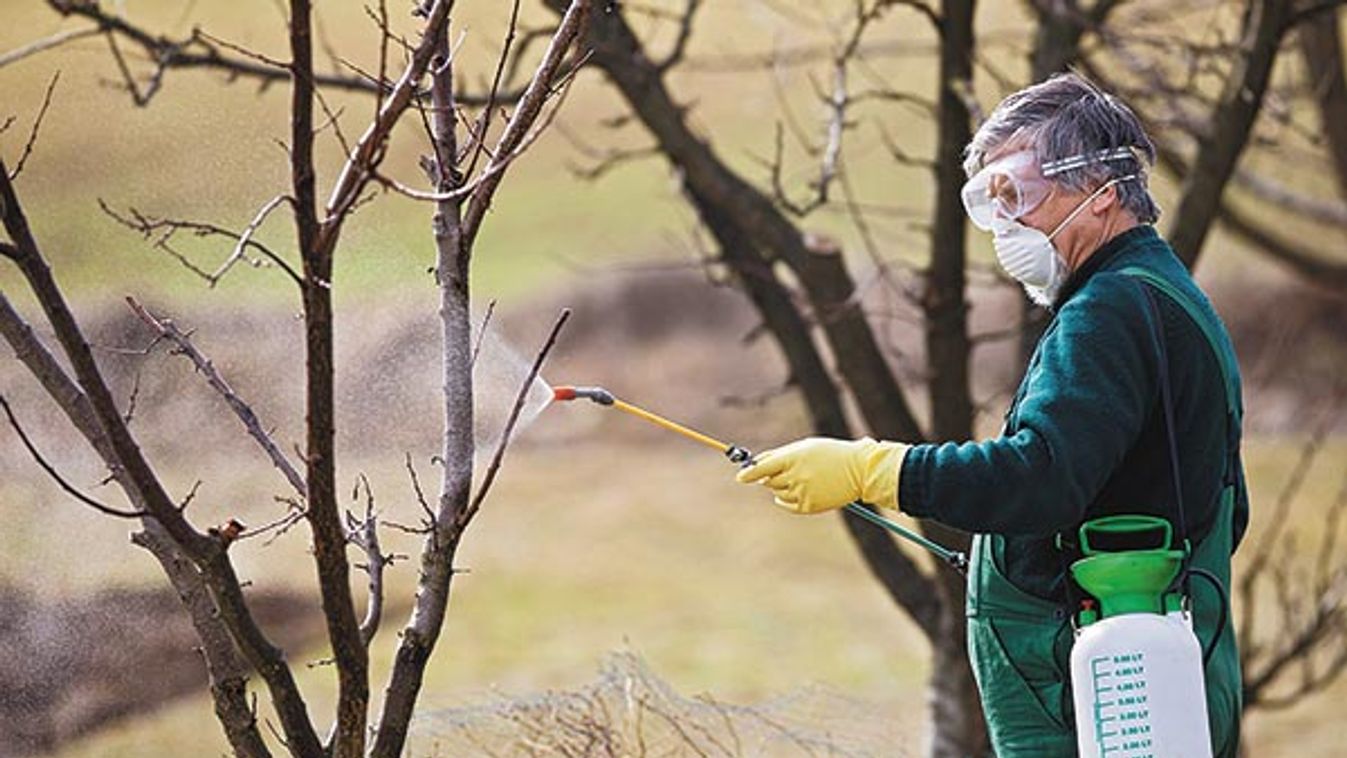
[899,274,1158,535]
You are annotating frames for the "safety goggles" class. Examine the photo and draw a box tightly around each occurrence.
[961,146,1139,231]
[960,151,1052,231]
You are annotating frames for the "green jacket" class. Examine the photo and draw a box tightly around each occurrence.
[899,225,1247,756]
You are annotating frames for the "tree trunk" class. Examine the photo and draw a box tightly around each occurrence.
[1300,9,1347,201]
[929,608,991,757]
[1166,0,1290,267]
[920,2,987,754]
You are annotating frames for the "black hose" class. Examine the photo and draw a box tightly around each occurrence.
[1188,567,1228,666]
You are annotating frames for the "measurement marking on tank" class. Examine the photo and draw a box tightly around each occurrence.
[1090,653,1155,757]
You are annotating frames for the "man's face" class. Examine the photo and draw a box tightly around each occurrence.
[978,141,1121,269]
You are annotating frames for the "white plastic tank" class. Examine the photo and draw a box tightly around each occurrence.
[1071,611,1211,758]
[1068,516,1213,758]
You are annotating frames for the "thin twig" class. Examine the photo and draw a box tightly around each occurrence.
[243,502,308,546]
[212,194,293,287]
[126,297,308,497]
[178,479,204,512]
[655,0,702,72]
[99,200,303,286]
[470,300,497,369]
[0,26,100,68]
[460,308,571,527]
[103,30,166,106]
[0,392,147,518]
[196,29,290,69]
[371,73,591,206]
[464,0,523,181]
[459,0,592,249]
[122,366,144,424]
[374,0,390,120]
[8,71,61,180]
[405,452,436,525]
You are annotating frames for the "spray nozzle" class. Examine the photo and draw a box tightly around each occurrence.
[725,445,753,466]
[552,386,615,406]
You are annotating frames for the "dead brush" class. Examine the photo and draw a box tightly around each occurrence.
[407,653,909,758]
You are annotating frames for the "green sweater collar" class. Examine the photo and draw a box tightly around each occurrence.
[1052,224,1160,310]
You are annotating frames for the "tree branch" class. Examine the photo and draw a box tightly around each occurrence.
[1230,168,1347,227]
[132,525,274,758]
[98,199,302,287]
[1216,202,1347,294]
[655,0,703,73]
[0,26,100,68]
[371,10,587,749]
[0,292,269,756]
[347,475,394,648]
[0,392,146,518]
[463,0,522,181]
[369,12,466,755]
[125,297,308,497]
[7,71,60,181]
[289,0,366,749]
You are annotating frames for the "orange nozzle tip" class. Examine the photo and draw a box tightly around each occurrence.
[552,386,577,401]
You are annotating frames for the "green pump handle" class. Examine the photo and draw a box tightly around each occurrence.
[1078,514,1174,556]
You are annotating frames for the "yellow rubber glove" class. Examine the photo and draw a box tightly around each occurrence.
[735,436,908,514]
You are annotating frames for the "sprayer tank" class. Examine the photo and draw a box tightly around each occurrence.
[1071,611,1212,758]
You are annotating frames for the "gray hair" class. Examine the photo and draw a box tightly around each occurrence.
[964,72,1161,223]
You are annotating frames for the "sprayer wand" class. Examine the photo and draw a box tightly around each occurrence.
[553,385,968,574]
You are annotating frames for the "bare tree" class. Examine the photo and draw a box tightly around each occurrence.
[1,1,589,756]
[10,1,1347,755]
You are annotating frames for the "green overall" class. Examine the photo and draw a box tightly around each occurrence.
[966,269,1243,757]
[899,227,1246,757]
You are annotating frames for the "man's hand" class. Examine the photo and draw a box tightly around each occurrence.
[735,437,908,514]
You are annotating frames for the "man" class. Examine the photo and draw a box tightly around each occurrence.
[737,73,1246,757]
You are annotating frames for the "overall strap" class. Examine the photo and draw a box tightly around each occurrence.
[1117,266,1244,489]
[1116,267,1242,424]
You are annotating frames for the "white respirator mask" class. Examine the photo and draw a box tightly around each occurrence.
[988,217,1069,306]
[962,147,1138,306]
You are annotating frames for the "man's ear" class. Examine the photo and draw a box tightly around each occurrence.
[1091,183,1119,214]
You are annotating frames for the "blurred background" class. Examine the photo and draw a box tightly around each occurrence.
[1,0,1345,755]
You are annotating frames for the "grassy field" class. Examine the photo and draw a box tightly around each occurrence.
[11,429,1346,757]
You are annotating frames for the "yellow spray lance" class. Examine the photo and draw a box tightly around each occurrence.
[552,385,968,574]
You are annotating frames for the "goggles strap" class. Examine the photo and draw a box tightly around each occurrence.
[1041,146,1138,177]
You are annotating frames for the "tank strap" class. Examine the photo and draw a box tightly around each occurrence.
[1115,267,1241,424]
[1135,280,1189,547]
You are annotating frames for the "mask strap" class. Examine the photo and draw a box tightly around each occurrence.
[1047,175,1135,240]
